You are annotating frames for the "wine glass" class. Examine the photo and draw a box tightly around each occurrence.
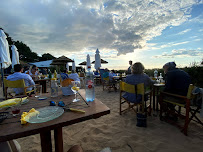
[11,97,22,117]
[71,81,80,102]
[34,85,42,98]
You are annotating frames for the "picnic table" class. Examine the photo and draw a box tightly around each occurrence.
[0,89,110,152]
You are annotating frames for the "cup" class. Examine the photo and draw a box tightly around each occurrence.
[11,100,22,117]
[34,85,42,98]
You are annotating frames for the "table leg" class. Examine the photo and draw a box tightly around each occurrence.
[153,86,155,111]
[156,87,159,111]
[40,131,52,152]
[54,127,64,152]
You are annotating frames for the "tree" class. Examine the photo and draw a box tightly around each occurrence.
[14,41,39,62]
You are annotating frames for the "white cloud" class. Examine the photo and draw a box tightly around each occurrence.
[152,48,203,58]
[0,0,201,56]
[177,29,191,35]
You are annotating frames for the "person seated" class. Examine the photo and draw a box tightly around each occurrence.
[103,68,109,79]
[60,70,69,81]
[123,62,154,103]
[7,64,35,95]
[25,65,39,80]
[163,62,191,96]
[69,70,80,82]
[40,68,47,75]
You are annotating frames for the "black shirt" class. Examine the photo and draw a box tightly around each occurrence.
[164,68,191,96]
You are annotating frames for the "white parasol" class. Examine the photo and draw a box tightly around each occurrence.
[66,62,69,71]
[94,48,101,70]
[11,45,20,68]
[72,60,76,71]
[0,29,11,69]
[86,54,91,69]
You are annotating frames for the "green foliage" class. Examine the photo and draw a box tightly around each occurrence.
[14,41,39,62]
[182,66,203,88]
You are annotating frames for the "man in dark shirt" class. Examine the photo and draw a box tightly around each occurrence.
[163,62,191,96]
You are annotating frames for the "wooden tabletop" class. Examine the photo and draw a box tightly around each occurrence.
[0,89,110,143]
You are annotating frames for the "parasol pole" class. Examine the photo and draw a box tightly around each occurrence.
[0,63,5,96]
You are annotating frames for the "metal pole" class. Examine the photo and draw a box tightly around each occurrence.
[1,63,5,96]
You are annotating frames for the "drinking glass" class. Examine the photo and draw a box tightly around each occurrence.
[34,85,42,98]
[11,98,22,117]
[71,81,80,102]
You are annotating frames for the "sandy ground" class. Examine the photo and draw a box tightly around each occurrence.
[0,86,203,152]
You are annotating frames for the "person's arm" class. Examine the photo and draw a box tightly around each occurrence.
[27,75,35,86]
[164,72,173,92]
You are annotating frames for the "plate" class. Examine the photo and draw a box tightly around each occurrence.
[38,97,47,100]
[27,106,64,123]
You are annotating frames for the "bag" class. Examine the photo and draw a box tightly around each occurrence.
[136,113,147,127]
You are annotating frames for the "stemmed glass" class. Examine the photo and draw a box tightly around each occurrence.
[71,81,80,102]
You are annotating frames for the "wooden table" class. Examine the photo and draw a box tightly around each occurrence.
[0,90,110,152]
[152,84,165,111]
[34,79,50,93]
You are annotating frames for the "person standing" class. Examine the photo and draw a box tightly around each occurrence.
[127,60,133,74]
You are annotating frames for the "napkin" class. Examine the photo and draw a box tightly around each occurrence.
[21,108,40,124]
[0,97,28,108]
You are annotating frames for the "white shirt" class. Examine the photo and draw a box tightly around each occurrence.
[7,72,35,94]
[69,73,80,82]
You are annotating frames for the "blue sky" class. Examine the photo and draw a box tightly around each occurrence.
[0,0,202,70]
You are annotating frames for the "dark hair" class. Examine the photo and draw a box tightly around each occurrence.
[131,62,144,74]
[14,64,23,72]
[31,65,37,69]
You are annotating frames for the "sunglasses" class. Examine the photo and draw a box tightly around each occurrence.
[50,101,65,107]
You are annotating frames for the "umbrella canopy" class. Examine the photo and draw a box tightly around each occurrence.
[86,54,91,69]
[92,58,108,64]
[79,61,87,65]
[66,62,69,71]
[11,45,20,68]
[0,29,11,69]
[94,48,101,70]
[51,55,74,65]
[72,60,76,71]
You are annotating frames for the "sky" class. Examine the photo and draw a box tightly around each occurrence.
[0,0,203,70]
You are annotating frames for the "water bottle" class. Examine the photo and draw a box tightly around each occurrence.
[85,66,95,102]
[154,70,158,78]
[51,78,58,97]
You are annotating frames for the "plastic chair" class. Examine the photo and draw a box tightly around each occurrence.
[159,84,202,135]
[119,81,147,115]
[3,79,34,100]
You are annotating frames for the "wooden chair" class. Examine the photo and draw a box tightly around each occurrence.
[3,79,34,100]
[61,78,74,87]
[102,77,117,92]
[159,84,202,135]
[119,81,147,115]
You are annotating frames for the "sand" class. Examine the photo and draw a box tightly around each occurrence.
[1,86,203,152]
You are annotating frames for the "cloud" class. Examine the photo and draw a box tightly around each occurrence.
[153,48,203,58]
[0,0,201,56]
[177,29,191,35]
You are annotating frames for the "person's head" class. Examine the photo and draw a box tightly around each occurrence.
[111,70,115,73]
[129,60,132,65]
[104,68,109,72]
[131,62,145,75]
[31,65,38,74]
[163,62,176,74]
[14,64,23,72]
